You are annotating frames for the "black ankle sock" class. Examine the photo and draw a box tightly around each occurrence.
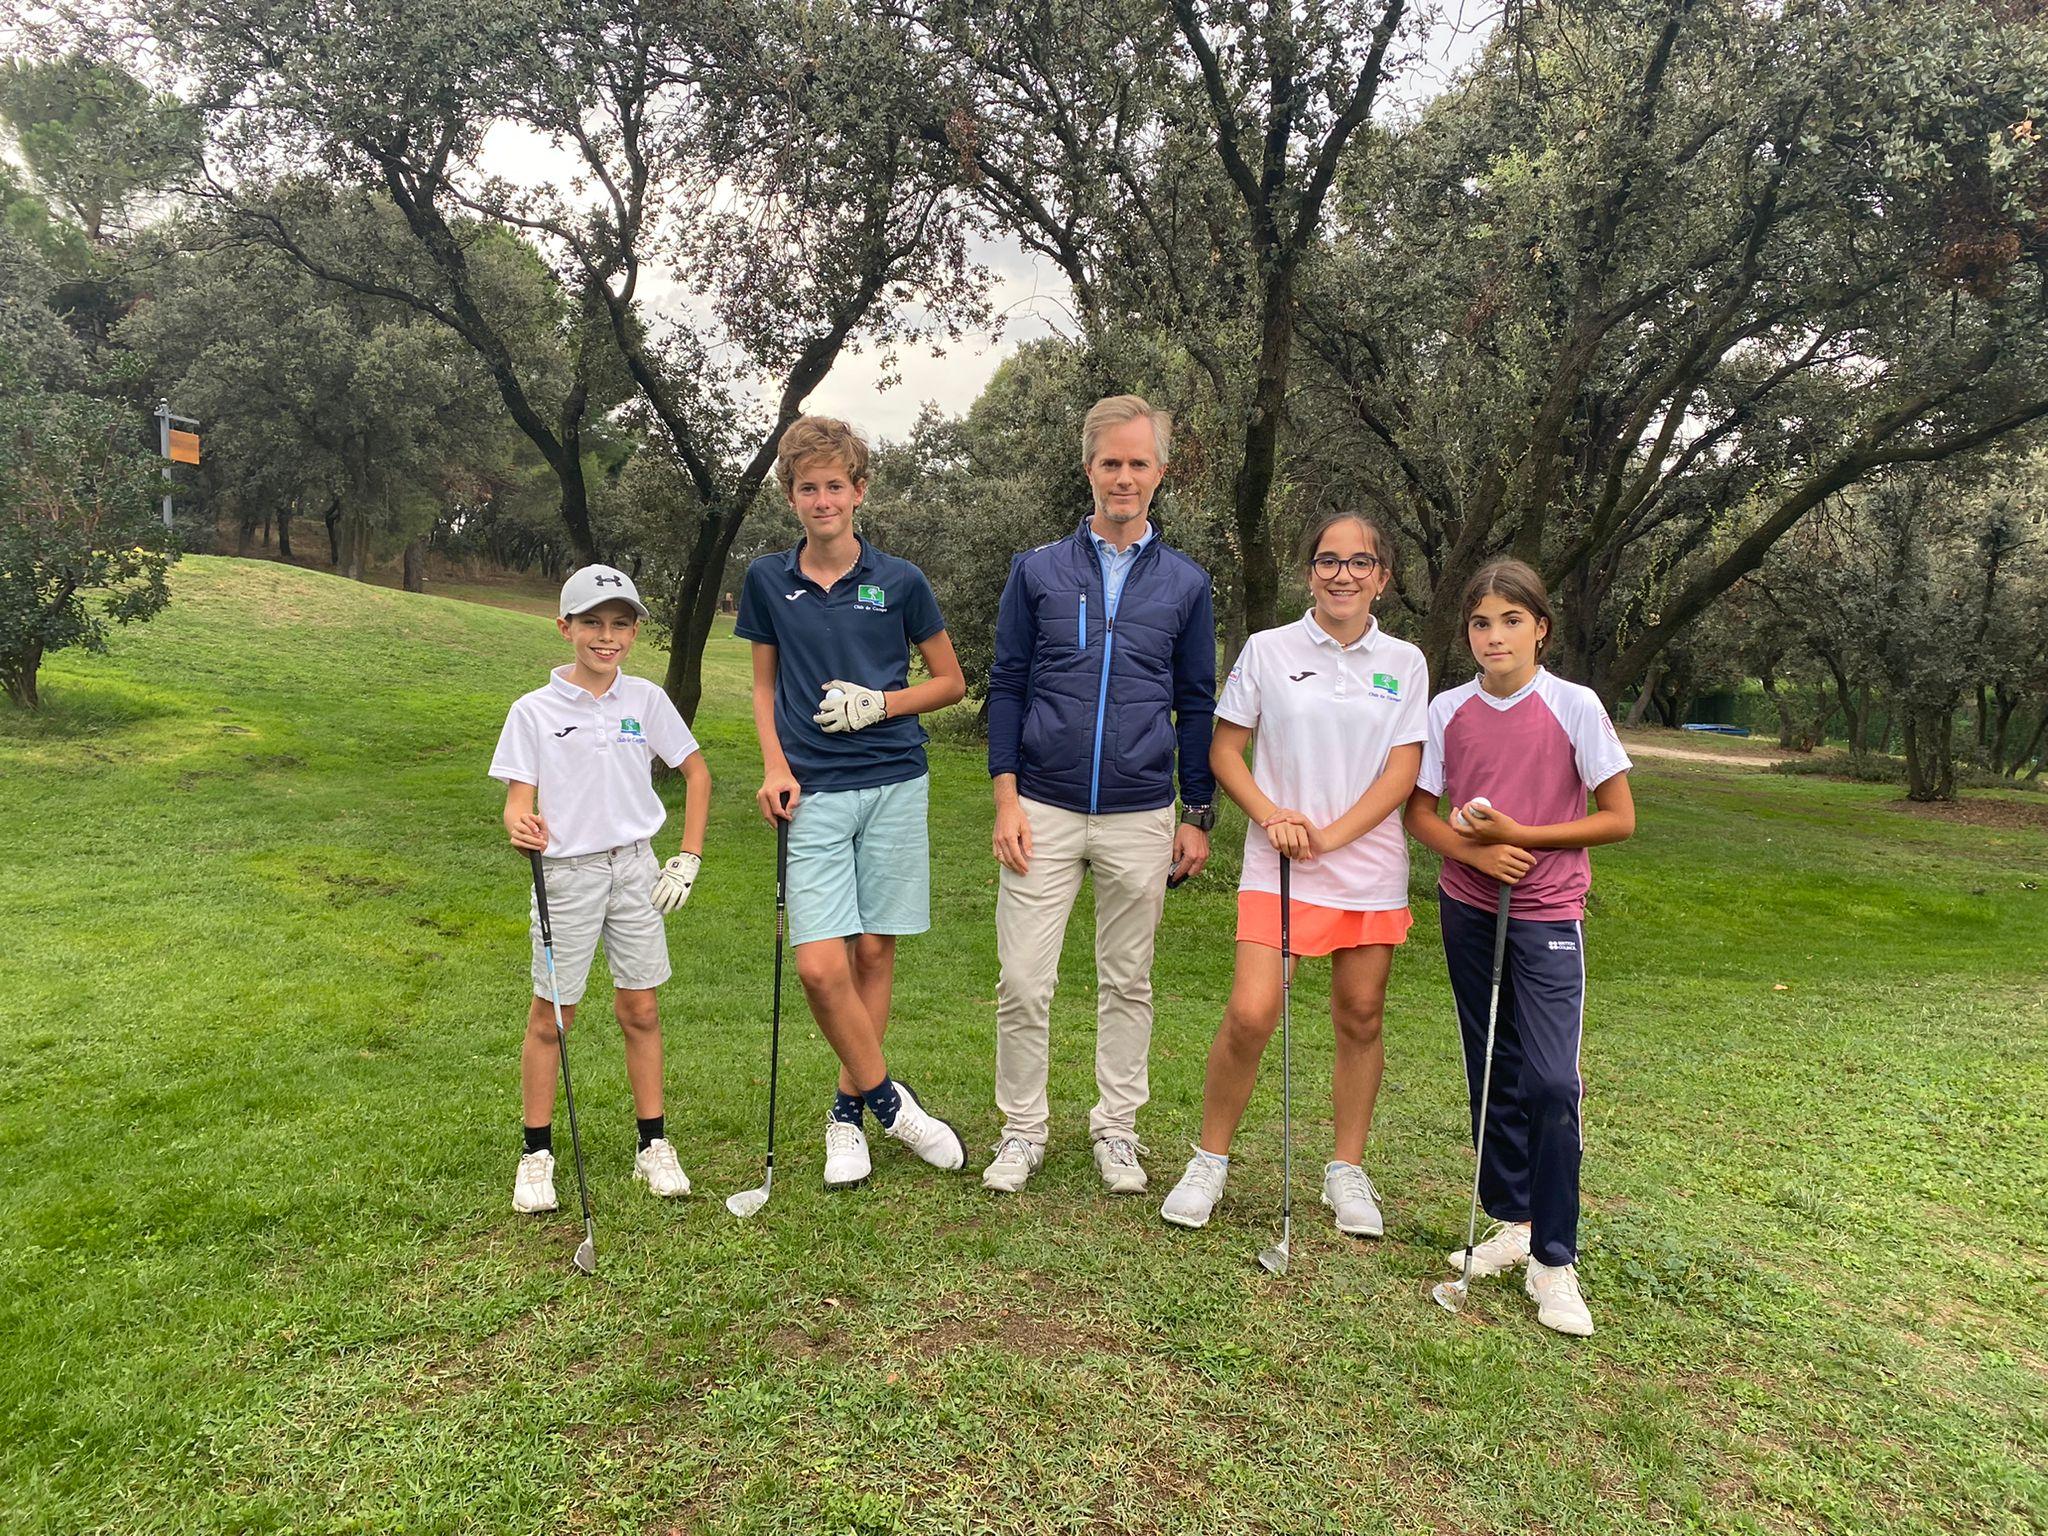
[637,1115,665,1150]
[862,1076,902,1128]
[831,1089,865,1126]
[523,1123,552,1155]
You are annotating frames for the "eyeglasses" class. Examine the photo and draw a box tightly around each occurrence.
[1311,553,1383,578]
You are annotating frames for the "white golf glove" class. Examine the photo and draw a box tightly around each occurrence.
[812,679,888,733]
[651,852,701,913]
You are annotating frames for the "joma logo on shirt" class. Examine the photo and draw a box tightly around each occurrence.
[1289,670,1317,682]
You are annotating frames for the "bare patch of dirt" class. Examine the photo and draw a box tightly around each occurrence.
[905,1307,1127,1362]
[1885,795,2048,833]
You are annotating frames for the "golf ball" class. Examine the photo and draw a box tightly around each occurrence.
[824,687,845,702]
[1453,795,1492,831]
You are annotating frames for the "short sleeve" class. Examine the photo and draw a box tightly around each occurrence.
[1415,695,1450,797]
[489,702,538,786]
[902,566,945,645]
[1214,637,1261,728]
[733,558,777,644]
[1567,688,1633,790]
[640,685,700,770]
[1393,649,1429,748]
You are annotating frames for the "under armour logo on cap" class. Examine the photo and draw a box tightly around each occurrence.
[559,564,650,619]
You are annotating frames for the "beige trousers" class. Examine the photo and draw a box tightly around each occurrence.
[994,797,1177,1146]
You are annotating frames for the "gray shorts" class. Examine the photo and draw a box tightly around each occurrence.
[530,840,672,1005]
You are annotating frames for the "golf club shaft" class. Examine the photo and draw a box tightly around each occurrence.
[530,851,596,1242]
[1456,881,1515,1294]
[1279,854,1291,1232]
[762,815,788,1182]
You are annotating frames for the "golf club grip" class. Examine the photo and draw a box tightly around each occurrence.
[1489,880,1512,982]
[1278,851,1290,956]
[528,849,553,946]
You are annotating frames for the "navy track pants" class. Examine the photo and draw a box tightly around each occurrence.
[1439,890,1587,1267]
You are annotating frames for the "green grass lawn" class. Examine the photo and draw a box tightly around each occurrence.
[3,556,2044,1535]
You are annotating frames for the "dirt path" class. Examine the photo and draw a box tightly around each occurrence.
[1625,740,1788,768]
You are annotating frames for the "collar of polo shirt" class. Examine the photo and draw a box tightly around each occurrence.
[1300,608,1380,652]
[548,664,623,701]
[781,536,873,582]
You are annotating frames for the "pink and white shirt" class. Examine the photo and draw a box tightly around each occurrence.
[1418,668,1631,921]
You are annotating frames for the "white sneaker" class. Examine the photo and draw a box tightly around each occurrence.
[824,1119,872,1188]
[1321,1161,1385,1237]
[1093,1136,1149,1195]
[1160,1149,1228,1228]
[1526,1259,1595,1337]
[513,1149,557,1213]
[981,1135,1044,1192]
[1446,1219,1532,1278]
[881,1081,965,1171]
[632,1138,691,1197]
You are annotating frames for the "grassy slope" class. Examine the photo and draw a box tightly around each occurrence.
[1,556,2043,1536]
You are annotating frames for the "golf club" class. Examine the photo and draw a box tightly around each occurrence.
[726,813,790,1219]
[1433,879,1514,1314]
[529,849,597,1276]
[1257,853,1294,1276]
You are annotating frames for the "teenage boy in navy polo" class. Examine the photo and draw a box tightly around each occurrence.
[736,415,971,1188]
[491,565,711,1215]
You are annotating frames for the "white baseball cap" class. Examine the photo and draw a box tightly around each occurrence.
[559,565,649,619]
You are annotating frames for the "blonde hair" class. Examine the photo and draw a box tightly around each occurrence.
[775,415,870,496]
[1081,394,1172,467]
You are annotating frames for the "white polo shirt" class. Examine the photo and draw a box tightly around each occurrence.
[489,667,701,858]
[1216,611,1430,911]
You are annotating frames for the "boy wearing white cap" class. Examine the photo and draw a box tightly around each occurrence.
[489,565,712,1214]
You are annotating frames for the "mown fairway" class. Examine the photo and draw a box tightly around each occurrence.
[3,557,2044,1535]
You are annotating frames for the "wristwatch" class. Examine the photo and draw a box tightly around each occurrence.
[1179,802,1216,832]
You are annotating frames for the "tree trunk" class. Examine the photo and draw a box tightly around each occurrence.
[277,503,294,561]
[2017,708,2048,779]
[1904,706,1958,802]
[402,538,426,593]
[1935,710,1957,800]
[1,643,42,708]
[1878,710,1894,755]
[1759,668,1799,749]
[1625,656,1665,727]
[1846,681,1870,756]
[324,499,342,566]
[663,495,754,724]
[1229,261,1297,635]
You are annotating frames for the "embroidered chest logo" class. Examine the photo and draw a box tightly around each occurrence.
[553,726,578,737]
[856,583,887,611]
[784,590,806,602]
[1288,670,1318,682]
[1369,672,1401,700]
[615,715,645,744]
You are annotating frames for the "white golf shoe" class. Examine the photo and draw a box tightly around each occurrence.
[513,1149,558,1214]
[882,1082,965,1171]
[1446,1219,1532,1278]
[1160,1149,1228,1228]
[633,1138,691,1197]
[1321,1161,1385,1237]
[1526,1259,1595,1337]
[824,1119,872,1187]
[1093,1136,1149,1195]
[981,1136,1044,1192]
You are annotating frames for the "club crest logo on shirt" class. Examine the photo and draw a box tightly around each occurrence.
[856,583,887,610]
[616,716,645,744]
[1370,672,1401,700]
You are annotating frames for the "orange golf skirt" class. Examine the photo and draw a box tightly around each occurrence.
[1236,892,1412,955]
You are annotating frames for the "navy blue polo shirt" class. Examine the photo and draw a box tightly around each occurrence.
[735,538,946,792]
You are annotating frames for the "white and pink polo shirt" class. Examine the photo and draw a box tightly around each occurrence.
[1417,668,1631,921]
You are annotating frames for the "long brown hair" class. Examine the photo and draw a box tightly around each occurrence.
[1459,558,1553,657]
[1295,511,1395,579]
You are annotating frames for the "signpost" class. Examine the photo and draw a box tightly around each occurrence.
[153,401,199,529]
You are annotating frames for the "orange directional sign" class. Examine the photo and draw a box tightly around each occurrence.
[168,429,200,465]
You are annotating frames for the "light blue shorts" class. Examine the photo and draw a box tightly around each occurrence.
[786,775,932,947]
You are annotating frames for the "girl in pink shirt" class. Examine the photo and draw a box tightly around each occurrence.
[1405,559,1635,1337]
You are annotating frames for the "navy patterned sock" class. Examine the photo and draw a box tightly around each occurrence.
[637,1115,665,1150]
[523,1123,553,1155]
[862,1076,902,1128]
[831,1089,865,1126]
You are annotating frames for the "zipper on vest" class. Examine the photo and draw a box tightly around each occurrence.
[1078,591,1087,652]
[1088,589,1117,814]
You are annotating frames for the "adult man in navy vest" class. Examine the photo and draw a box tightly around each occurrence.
[982,394,1218,1196]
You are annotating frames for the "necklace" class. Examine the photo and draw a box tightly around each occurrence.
[802,541,860,589]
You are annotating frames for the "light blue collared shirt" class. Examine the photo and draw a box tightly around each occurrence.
[1091,523,1155,616]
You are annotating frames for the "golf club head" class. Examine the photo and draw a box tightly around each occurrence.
[1257,1241,1290,1275]
[724,1184,770,1219]
[1430,1279,1467,1313]
[572,1238,596,1276]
